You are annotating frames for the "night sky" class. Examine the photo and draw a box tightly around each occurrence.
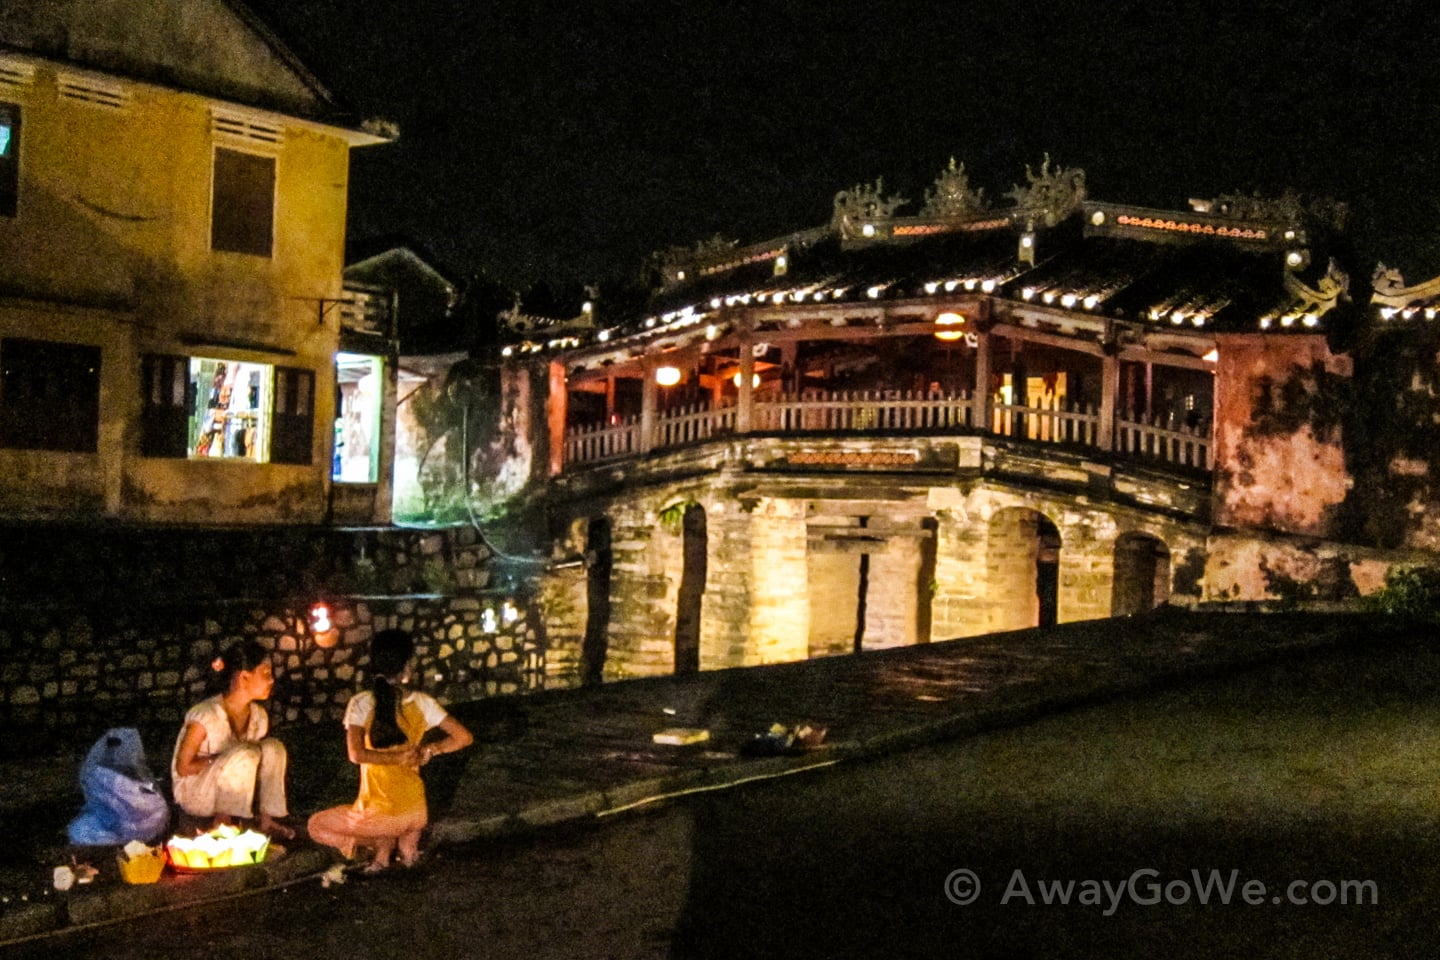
[249,0,1440,288]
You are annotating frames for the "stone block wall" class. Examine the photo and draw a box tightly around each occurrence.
[0,593,551,740]
[0,523,561,743]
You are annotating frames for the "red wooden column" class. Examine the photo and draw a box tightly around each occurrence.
[546,360,567,476]
[972,329,992,432]
[639,357,657,453]
[737,337,755,434]
[1099,351,1119,451]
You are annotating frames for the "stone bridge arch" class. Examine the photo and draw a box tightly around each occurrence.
[1112,531,1171,616]
[986,505,1063,632]
[543,472,1209,680]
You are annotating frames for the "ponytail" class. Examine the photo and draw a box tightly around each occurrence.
[367,629,416,749]
[370,676,406,748]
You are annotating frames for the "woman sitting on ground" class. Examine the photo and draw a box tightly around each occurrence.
[171,640,294,839]
[308,628,473,872]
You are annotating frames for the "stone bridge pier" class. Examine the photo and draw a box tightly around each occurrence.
[538,442,1209,680]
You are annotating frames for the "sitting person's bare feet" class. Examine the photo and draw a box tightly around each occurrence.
[258,815,296,840]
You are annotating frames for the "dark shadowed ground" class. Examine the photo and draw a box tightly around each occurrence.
[6,632,1440,958]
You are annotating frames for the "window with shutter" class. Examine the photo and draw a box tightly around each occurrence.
[140,354,191,458]
[0,338,101,452]
[271,366,314,465]
[211,147,274,256]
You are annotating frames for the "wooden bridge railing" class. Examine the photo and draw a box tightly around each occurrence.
[563,389,1211,473]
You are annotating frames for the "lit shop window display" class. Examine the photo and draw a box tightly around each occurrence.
[333,352,382,482]
[191,358,271,460]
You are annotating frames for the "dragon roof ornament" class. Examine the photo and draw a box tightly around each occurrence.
[920,158,987,218]
[832,178,909,237]
[1371,263,1440,309]
[1283,258,1350,317]
[1006,154,1086,227]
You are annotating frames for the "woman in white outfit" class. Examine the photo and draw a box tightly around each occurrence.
[171,641,293,838]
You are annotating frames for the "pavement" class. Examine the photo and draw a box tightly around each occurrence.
[0,606,1383,945]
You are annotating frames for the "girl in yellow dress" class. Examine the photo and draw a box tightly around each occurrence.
[307,629,473,872]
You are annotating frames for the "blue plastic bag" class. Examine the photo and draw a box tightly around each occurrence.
[67,728,170,846]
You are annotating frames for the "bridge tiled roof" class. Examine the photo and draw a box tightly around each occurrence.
[633,210,1349,340]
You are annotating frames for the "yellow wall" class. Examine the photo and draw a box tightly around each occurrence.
[0,55,358,522]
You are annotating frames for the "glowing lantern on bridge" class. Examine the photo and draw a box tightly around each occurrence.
[166,824,270,870]
[934,312,966,341]
[655,366,682,386]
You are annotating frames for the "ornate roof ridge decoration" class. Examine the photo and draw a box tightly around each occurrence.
[833,178,909,238]
[653,234,739,269]
[650,227,830,289]
[1371,263,1440,308]
[921,158,987,218]
[1085,201,1289,247]
[1005,154,1086,227]
[1192,190,1348,233]
[1283,258,1350,318]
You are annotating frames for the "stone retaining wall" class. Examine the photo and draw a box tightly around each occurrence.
[0,523,578,743]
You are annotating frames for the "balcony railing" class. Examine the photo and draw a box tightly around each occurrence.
[563,389,1211,472]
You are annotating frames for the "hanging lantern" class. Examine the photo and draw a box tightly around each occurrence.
[934,312,966,341]
[732,371,761,388]
[166,824,270,870]
[655,366,682,386]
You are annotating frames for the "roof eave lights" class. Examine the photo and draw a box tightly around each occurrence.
[980,279,996,293]
[1302,313,1319,328]
[867,286,884,299]
[861,223,876,238]
[925,281,940,295]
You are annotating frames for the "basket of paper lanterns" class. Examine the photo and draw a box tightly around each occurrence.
[165,824,270,871]
[116,839,167,884]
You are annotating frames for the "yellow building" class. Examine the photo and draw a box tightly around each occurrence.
[0,0,392,523]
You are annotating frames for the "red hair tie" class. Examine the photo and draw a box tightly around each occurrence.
[211,657,225,673]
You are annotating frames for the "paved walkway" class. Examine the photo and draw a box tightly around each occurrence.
[0,609,1377,944]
